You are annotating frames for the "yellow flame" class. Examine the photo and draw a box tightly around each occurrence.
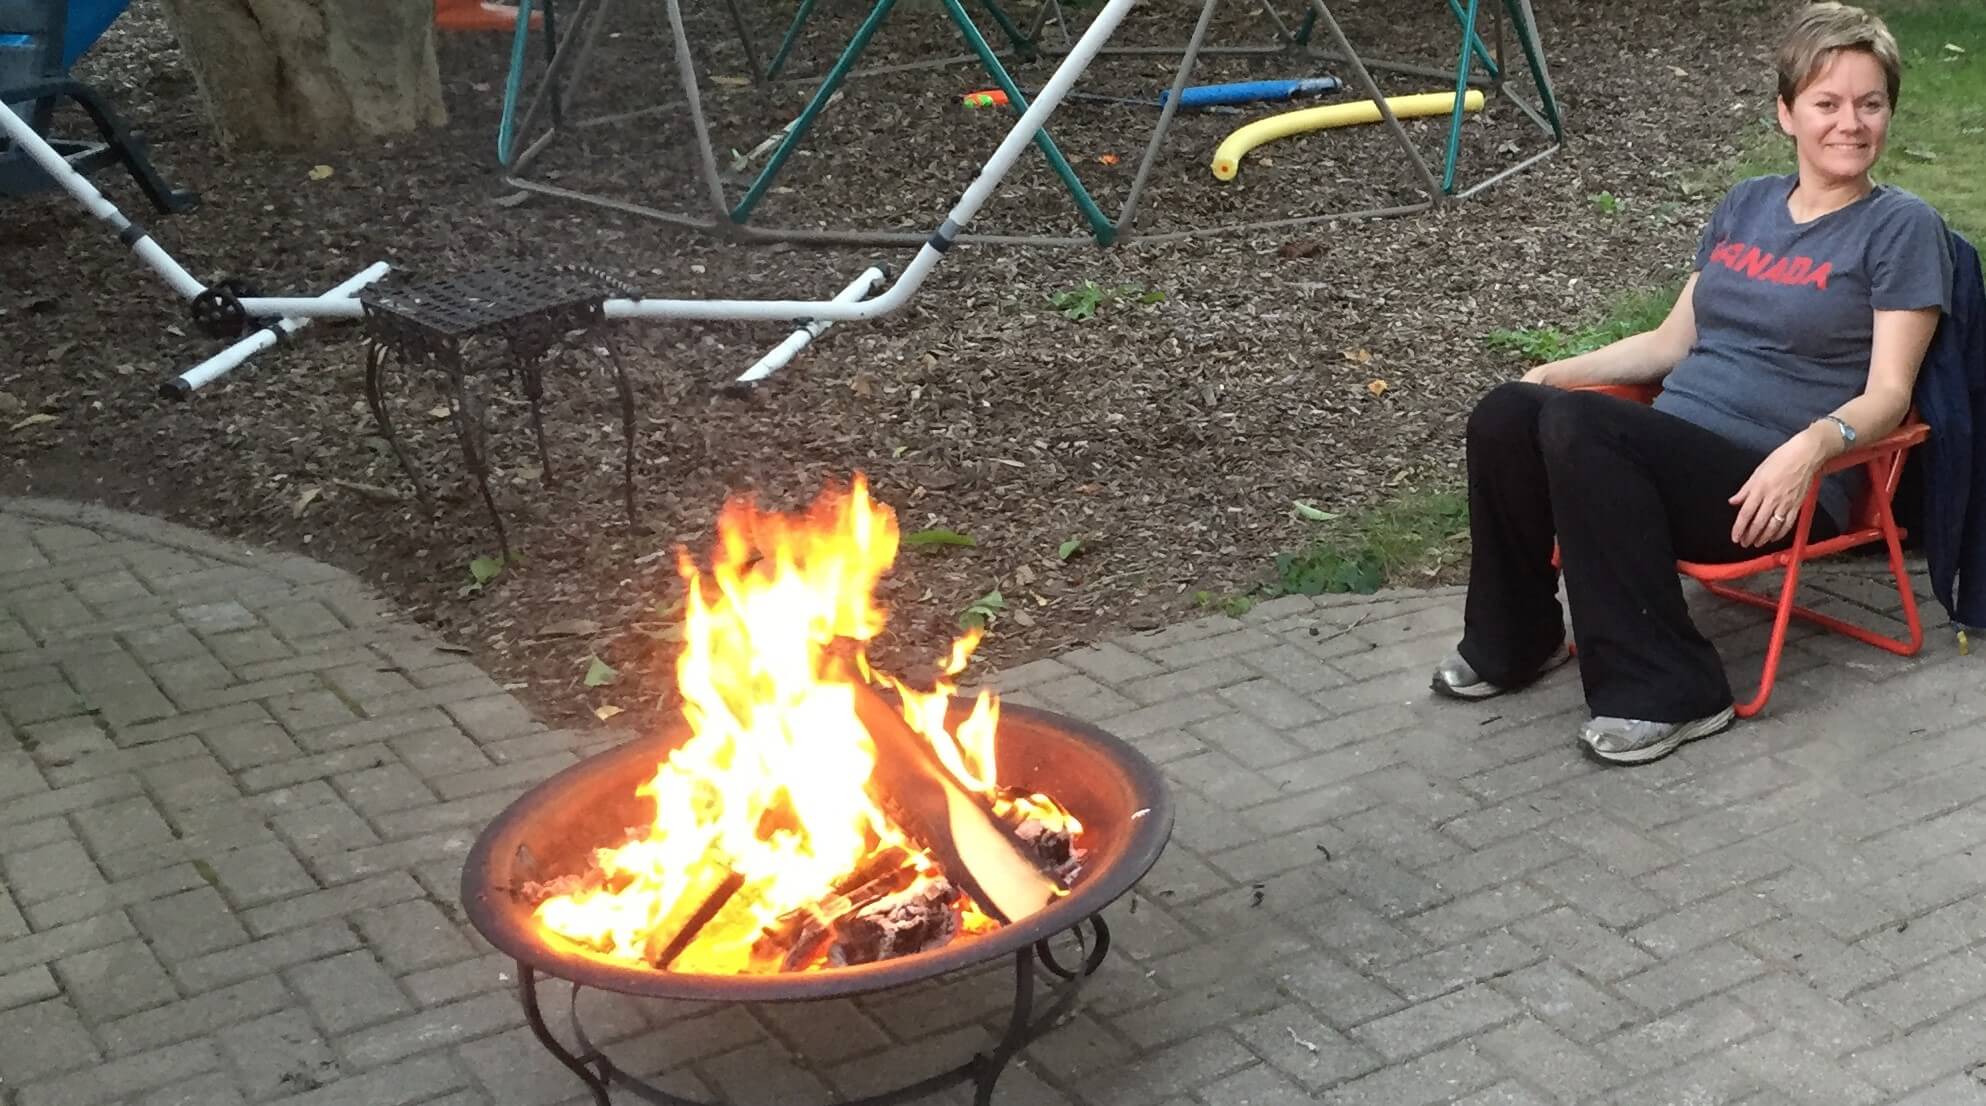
[532,476,1075,973]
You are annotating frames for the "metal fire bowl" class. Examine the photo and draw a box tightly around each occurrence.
[460,701,1174,1002]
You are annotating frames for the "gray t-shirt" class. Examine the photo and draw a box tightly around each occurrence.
[1653,173,1953,528]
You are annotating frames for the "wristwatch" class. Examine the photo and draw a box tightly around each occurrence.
[1820,415,1858,446]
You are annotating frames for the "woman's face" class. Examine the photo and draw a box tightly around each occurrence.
[1777,48,1892,187]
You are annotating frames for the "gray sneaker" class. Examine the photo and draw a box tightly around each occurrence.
[1430,643,1571,701]
[1580,707,1736,765]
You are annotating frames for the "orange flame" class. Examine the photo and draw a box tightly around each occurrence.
[534,476,1076,973]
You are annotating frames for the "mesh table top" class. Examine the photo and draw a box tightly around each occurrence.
[360,263,634,340]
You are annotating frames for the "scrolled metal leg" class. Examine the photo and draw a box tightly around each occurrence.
[603,340,638,527]
[972,948,1037,1106]
[520,361,556,486]
[362,342,434,511]
[1035,914,1109,979]
[519,963,611,1105]
[448,367,512,560]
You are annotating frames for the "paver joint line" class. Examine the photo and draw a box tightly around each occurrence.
[0,499,1976,1105]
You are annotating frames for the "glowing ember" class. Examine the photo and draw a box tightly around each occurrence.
[533,476,1081,973]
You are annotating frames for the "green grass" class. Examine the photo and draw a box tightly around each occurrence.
[1249,488,1470,602]
[1485,284,1683,364]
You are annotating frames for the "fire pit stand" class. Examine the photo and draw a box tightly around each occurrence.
[462,702,1172,1106]
[515,915,1109,1106]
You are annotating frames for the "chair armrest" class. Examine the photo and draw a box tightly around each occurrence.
[1570,382,1663,405]
[1817,421,1929,478]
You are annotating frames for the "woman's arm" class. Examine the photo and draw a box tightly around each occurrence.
[1727,305,1942,547]
[1523,274,1701,388]
[1792,306,1941,459]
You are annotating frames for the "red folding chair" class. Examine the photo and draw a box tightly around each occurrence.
[1570,382,1929,718]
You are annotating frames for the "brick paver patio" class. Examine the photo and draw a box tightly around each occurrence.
[1,496,1983,1105]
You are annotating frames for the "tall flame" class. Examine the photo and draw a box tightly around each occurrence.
[533,476,1071,973]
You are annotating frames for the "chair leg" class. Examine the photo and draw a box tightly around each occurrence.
[1873,484,1926,657]
[1721,559,1806,720]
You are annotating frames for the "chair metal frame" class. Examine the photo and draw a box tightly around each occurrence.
[1581,382,1928,718]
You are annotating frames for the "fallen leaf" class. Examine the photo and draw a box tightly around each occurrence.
[468,556,505,586]
[1292,501,1339,522]
[583,655,619,687]
[428,403,452,419]
[308,164,334,181]
[9,412,56,430]
[331,479,402,503]
[1367,379,1389,396]
[1097,152,1120,166]
[1944,42,1965,54]
[1057,538,1085,561]
[1343,348,1373,364]
[904,528,976,548]
[537,618,603,639]
[1668,65,1689,77]
[710,75,751,87]
[594,704,625,721]
[291,486,321,519]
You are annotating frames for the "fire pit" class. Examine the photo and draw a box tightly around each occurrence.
[456,477,1173,1104]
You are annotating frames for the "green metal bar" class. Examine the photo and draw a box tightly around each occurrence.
[942,0,1114,243]
[497,0,537,163]
[1501,0,1561,140]
[1440,0,1481,194]
[1444,0,1499,80]
[733,0,899,222]
[1293,6,1315,45]
[765,0,822,80]
[975,0,1037,58]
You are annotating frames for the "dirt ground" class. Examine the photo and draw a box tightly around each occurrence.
[0,0,1789,732]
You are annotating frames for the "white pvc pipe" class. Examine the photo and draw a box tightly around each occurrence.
[162,262,391,398]
[0,98,205,299]
[235,0,1138,327]
[605,0,1136,324]
[734,266,884,384]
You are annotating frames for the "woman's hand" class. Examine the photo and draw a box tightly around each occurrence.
[1520,364,1559,387]
[1728,434,1829,547]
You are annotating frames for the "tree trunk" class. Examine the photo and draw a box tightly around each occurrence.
[159,0,446,151]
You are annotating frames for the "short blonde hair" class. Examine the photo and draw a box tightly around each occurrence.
[1776,2,1903,107]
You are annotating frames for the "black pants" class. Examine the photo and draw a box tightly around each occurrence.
[1459,383,1840,722]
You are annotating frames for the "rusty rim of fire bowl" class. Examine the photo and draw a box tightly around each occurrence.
[459,701,1175,1002]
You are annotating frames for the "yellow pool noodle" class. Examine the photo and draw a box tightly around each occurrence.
[1211,89,1487,181]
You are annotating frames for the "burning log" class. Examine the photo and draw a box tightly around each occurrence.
[777,865,920,970]
[642,863,746,970]
[749,844,916,969]
[828,879,961,966]
[838,666,1065,924]
[1014,817,1073,867]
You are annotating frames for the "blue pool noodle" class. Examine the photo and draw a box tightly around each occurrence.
[1162,77,1343,109]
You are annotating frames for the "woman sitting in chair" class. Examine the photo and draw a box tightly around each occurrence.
[1432,1,1952,764]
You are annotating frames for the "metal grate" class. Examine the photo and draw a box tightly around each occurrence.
[360,262,634,340]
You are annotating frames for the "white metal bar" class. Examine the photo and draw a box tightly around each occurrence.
[0,98,205,299]
[236,0,1137,327]
[734,266,884,384]
[162,262,391,398]
[605,0,1137,325]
